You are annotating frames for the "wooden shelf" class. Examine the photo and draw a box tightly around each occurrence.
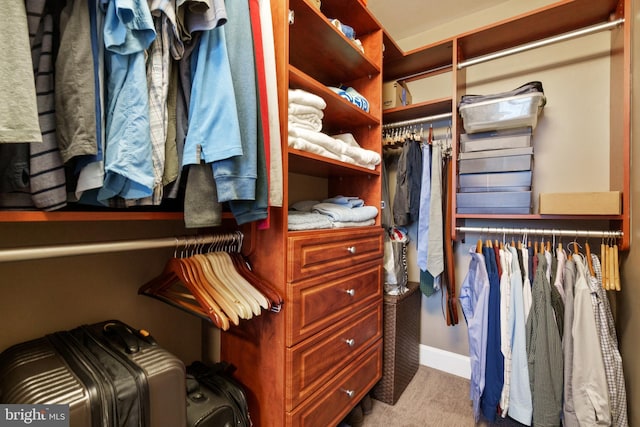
[289,0,380,85]
[383,39,453,82]
[383,98,453,124]
[0,211,185,222]
[289,65,379,130]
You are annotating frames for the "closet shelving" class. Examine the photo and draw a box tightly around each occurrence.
[381,0,631,249]
[220,1,384,426]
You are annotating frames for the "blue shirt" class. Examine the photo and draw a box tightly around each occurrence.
[506,246,533,425]
[481,245,504,422]
[459,249,491,422]
[98,0,156,203]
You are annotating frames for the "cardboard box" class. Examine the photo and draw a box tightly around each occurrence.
[383,81,412,110]
[539,191,621,215]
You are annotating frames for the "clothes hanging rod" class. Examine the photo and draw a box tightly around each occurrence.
[0,234,236,263]
[456,226,622,239]
[457,18,624,69]
[383,112,453,130]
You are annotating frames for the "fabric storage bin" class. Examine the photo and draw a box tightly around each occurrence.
[372,281,420,405]
[458,171,532,189]
[458,154,532,174]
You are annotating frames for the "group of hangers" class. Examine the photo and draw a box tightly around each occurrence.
[383,124,453,157]
[475,234,621,291]
[138,232,283,331]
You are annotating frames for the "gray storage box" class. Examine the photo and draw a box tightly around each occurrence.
[458,171,532,189]
[456,191,532,214]
[460,127,532,153]
[458,146,533,160]
[457,206,532,214]
[458,154,532,174]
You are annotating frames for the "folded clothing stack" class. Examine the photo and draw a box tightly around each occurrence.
[287,88,380,170]
[288,196,378,230]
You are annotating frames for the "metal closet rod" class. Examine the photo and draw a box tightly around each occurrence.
[457,18,625,69]
[456,226,623,239]
[0,234,239,263]
[383,112,453,130]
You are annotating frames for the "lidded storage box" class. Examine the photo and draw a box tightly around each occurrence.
[458,82,546,133]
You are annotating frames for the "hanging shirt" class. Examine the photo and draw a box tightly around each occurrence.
[416,143,431,271]
[571,254,610,426]
[506,245,532,425]
[480,245,503,422]
[26,0,67,211]
[459,249,491,422]
[590,254,628,427]
[526,253,563,426]
[562,257,579,427]
[98,0,156,203]
[498,247,513,417]
[0,2,41,144]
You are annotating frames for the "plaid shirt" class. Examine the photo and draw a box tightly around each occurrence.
[589,254,629,427]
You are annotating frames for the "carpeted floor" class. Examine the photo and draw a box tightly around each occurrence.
[360,365,528,427]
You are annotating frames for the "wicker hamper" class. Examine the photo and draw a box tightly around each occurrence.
[371,281,421,405]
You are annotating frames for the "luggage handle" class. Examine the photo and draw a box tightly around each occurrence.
[103,322,140,354]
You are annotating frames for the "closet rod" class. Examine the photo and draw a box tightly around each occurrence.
[457,18,624,69]
[456,226,623,239]
[383,112,453,130]
[0,234,228,263]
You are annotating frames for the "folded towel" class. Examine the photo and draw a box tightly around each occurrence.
[288,114,322,132]
[288,88,326,110]
[332,133,359,148]
[288,135,351,163]
[312,202,378,222]
[323,195,365,208]
[288,103,324,118]
[332,219,376,228]
[289,127,381,168]
[290,200,320,212]
[288,211,333,230]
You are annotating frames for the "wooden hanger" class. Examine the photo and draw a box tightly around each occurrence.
[139,257,230,330]
[229,253,283,309]
[584,241,595,277]
[192,254,245,323]
[613,241,621,291]
[601,239,609,290]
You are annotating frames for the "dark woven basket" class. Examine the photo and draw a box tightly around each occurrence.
[371,281,421,405]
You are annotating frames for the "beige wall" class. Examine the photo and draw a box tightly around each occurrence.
[0,221,214,365]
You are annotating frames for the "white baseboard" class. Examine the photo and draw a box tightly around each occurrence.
[419,344,471,379]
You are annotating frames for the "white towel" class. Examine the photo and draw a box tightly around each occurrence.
[288,88,326,110]
[288,103,324,118]
[289,127,381,168]
[288,135,351,163]
[288,114,322,132]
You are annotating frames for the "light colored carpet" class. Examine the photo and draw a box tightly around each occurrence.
[361,366,527,427]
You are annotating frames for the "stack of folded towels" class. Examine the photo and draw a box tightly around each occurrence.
[288,88,381,170]
[288,196,378,230]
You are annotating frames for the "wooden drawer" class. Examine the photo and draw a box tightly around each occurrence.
[286,303,382,410]
[287,227,383,282]
[286,260,382,345]
[286,341,382,427]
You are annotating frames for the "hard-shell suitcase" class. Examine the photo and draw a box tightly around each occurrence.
[0,320,186,427]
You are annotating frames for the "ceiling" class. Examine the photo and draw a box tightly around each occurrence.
[367,0,510,42]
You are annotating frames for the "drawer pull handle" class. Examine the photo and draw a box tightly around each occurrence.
[347,246,356,254]
[345,289,355,297]
[341,388,355,398]
[345,338,355,347]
